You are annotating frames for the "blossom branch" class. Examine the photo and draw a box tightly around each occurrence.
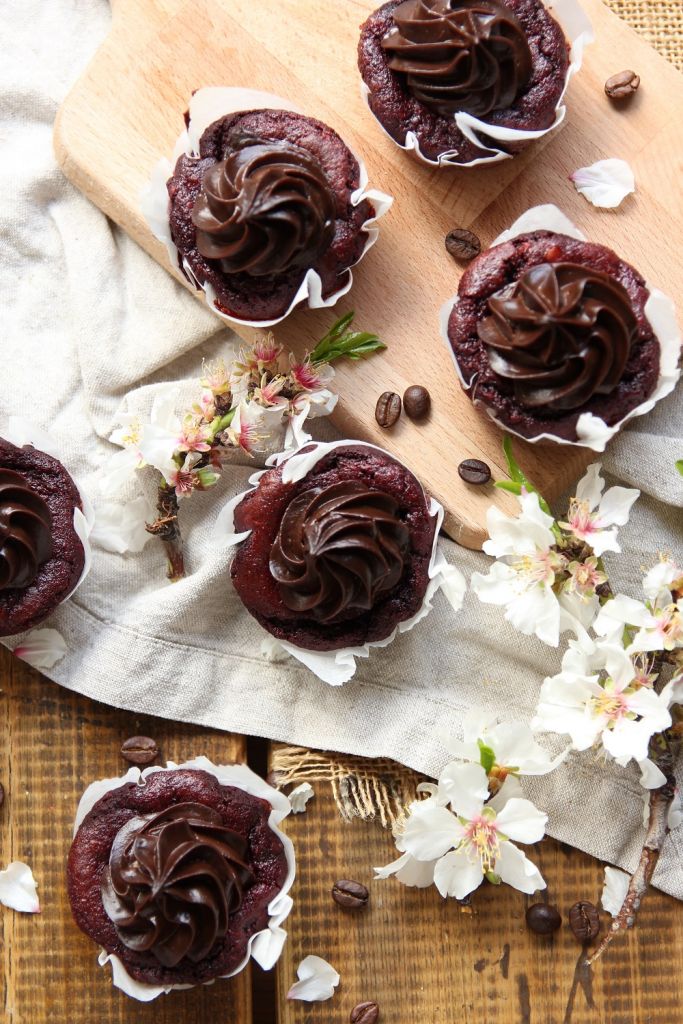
[145,483,184,582]
[586,717,679,965]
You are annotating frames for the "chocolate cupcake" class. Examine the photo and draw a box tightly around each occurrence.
[143,88,392,326]
[0,436,89,636]
[68,759,294,999]
[443,208,681,446]
[358,0,591,165]
[222,441,466,684]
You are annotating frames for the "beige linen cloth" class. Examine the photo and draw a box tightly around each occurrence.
[2,1,683,894]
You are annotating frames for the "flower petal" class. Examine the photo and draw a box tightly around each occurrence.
[495,798,548,844]
[374,851,437,888]
[433,849,484,900]
[601,865,630,916]
[90,497,154,554]
[13,629,67,670]
[597,485,639,527]
[400,800,461,861]
[287,955,340,1002]
[288,782,314,814]
[495,842,546,894]
[575,462,604,509]
[570,158,635,209]
[436,762,489,818]
[0,862,40,913]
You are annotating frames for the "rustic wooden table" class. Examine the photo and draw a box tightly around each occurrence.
[2,645,681,1024]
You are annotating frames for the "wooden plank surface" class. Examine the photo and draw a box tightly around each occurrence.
[0,647,250,1024]
[273,745,683,1024]
[3,646,682,1024]
[53,0,683,549]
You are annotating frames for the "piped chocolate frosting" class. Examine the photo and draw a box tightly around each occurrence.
[0,469,53,590]
[101,802,253,968]
[269,480,410,623]
[191,136,336,277]
[381,0,533,118]
[477,261,639,412]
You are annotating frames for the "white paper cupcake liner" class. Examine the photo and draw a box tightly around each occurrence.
[2,416,94,602]
[216,439,467,686]
[361,0,593,168]
[141,87,393,328]
[73,757,296,1002]
[440,204,682,451]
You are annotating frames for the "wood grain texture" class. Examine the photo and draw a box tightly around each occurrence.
[53,0,683,549]
[0,647,250,1024]
[273,743,683,1024]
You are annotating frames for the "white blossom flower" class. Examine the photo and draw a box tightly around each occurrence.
[287,955,339,1002]
[375,763,547,900]
[595,592,683,654]
[570,158,636,209]
[440,711,568,779]
[288,782,314,814]
[100,415,146,496]
[285,387,338,450]
[0,862,40,913]
[471,491,566,646]
[13,628,67,670]
[224,401,266,456]
[601,865,630,916]
[532,638,671,764]
[558,463,639,556]
[643,557,683,605]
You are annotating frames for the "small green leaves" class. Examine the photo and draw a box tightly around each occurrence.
[309,311,386,365]
[495,435,552,516]
[477,738,496,775]
[676,459,683,477]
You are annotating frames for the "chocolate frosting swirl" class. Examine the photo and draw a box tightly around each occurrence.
[101,802,253,967]
[0,469,53,590]
[477,262,639,412]
[191,136,336,277]
[381,0,533,118]
[269,480,410,623]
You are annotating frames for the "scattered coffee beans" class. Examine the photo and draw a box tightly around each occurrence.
[403,385,431,420]
[569,900,600,943]
[375,391,401,428]
[445,228,481,261]
[332,879,369,910]
[525,903,562,935]
[458,458,491,485]
[120,735,159,766]
[350,1002,380,1024]
[605,70,640,100]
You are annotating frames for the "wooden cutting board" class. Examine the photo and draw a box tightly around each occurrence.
[53,0,683,548]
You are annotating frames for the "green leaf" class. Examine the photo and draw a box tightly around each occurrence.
[498,435,553,516]
[477,738,496,775]
[676,459,683,477]
[309,311,386,365]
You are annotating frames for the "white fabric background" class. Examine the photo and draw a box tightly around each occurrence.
[2,0,682,895]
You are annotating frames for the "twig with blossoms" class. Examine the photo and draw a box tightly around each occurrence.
[100,313,385,580]
[474,438,683,963]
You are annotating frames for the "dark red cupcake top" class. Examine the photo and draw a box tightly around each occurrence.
[0,469,53,590]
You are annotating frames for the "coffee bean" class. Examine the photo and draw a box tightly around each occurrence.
[525,903,562,935]
[403,385,430,420]
[458,458,491,486]
[120,735,159,766]
[332,879,369,909]
[445,228,481,261]
[569,901,600,943]
[375,391,401,428]
[351,1001,380,1024]
[605,70,640,100]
